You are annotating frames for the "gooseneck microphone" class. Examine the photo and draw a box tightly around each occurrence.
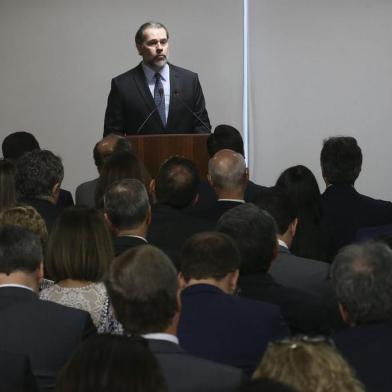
[136,88,164,134]
[172,89,211,133]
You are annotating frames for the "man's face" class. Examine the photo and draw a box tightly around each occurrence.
[137,27,169,71]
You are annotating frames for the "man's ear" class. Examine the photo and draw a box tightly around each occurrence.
[229,269,239,294]
[149,179,156,196]
[136,43,143,56]
[52,182,61,202]
[338,303,352,326]
[178,272,187,290]
[146,206,152,226]
[191,193,199,206]
[290,218,298,238]
[36,261,44,284]
[207,174,213,187]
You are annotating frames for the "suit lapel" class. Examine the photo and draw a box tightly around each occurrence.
[133,63,158,115]
[166,64,180,130]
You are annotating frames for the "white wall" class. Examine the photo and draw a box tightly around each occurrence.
[248,0,392,200]
[0,0,243,195]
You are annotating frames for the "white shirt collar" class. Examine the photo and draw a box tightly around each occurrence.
[142,332,179,345]
[278,239,288,249]
[119,234,147,242]
[142,62,169,82]
[217,198,245,203]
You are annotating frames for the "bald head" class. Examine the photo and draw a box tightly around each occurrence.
[208,149,248,197]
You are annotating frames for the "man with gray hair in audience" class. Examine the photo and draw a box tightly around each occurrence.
[104,178,151,256]
[332,242,392,392]
[196,149,248,222]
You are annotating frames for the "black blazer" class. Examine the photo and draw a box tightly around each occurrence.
[148,338,244,392]
[104,63,211,135]
[113,235,147,256]
[0,287,96,390]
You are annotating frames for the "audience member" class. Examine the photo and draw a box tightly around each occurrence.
[194,124,269,210]
[104,179,150,256]
[94,148,151,208]
[253,191,330,296]
[195,149,248,222]
[253,336,364,392]
[0,225,96,390]
[75,133,127,207]
[177,231,289,375]
[2,131,74,208]
[56,334,167,392]
[147,156,213,263]
[217,203,331,334]
[237,379,297,392]
[320,136,392,260]
[15,149,64,231]
[39,207,120,333]
[275,165,326,261]
[105,244,244,391]
[0,158,17,211]
[331,242,392,392]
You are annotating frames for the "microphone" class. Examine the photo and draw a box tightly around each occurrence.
[135,88,165,134]
[172,89,211,133]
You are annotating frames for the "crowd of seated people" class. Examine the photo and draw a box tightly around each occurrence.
[1,127,392,391]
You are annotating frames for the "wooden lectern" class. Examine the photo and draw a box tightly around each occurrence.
[126,134,209,178]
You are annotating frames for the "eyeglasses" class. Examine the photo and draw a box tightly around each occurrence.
[270,335,335,350]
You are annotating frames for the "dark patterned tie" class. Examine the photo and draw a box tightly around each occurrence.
[154,73,166,127]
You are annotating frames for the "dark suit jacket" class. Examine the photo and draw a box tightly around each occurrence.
[333,320,392,392]
[75,178,98,207]
[0,287,96,390]
[147,204,214,265]
[148,338,244,392]
[270,245,330,295]
[113,235,147,256]
[321,184,392,260]
[0,351,38,392]
[193,200,244,222]
[104,63,211,135]
[178,284,289,375]
[238,273,331,335]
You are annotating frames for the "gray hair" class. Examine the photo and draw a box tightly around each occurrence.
[135,22,169,45]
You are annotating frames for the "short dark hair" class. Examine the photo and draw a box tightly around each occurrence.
[105,245,178,334]
[0,225,42,275]
[320,136,362,185]
[178,232,241,282]
[0,159,17,210]
[135,22,169,45]
[104,179,150,230]
[217,204,277,274]
[15,149,64,199]
[207,124,244,158]
[56,334,167,392]
[252,190,297,235]
[2,131,40,161]
[155,157,199,208]
[331,242,392,324]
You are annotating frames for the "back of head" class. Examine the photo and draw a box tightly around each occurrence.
[275,165,321,210]
[105,245,178,334]
[207,124,244,158]
[104,178,150,230]
[216,203,277,274]
[45,207,113,282]
[93,134,129,172]
[0,159,17,210]
[252,190,297,235]
[0,205,48,249]
[208,149,247,192]
[178,231,241,282]
[15,149,64,200]
[155,156,199,209]
[320,136,362,185]
[0,225,42,275]
[2,131,40,161]
[56,334,167,392]
[254,337,364,392]
[331,242,392,325]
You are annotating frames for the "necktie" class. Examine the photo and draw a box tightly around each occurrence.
[154,73,166,127]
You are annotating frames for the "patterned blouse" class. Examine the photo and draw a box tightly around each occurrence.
[39,282,122,334]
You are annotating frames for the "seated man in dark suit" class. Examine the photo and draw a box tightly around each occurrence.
[320,136,392,260]
[104,178,150,256]
[177,232,289,376]
[2,130,73,208]
[0,225,96,390]
[194,124,269,210]
[331,242,392,392]
[15,149,65,231]
[105,244,244,391]
[217,204,331,335]
[194,149,247,222]
[147,156,213,263]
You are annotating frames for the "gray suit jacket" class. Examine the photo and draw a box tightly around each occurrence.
[148,339,244,391]
[270,245,330,296]
[75,178,99,207]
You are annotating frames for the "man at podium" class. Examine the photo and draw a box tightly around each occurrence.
[104,21,211,136]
